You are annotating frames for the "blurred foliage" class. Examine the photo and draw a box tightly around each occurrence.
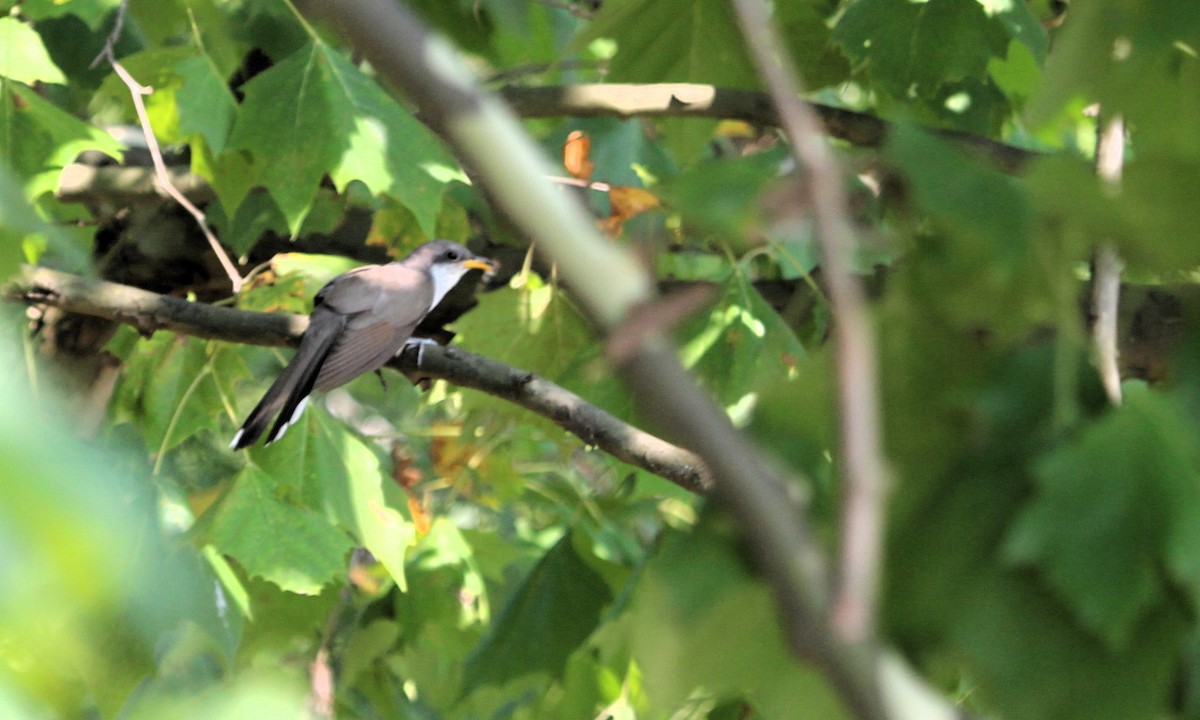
[4,1,1200,719]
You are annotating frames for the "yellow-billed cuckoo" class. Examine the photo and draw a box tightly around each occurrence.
[230,239,497,449]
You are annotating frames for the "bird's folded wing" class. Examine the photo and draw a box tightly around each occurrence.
[314,319,413,390]
[311,263,438,390]
[318,264,432,325]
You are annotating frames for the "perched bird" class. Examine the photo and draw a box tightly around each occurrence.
[230,239,497,449]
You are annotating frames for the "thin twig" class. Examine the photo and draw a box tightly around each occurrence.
[87,0,131,64]
[1092,116,1125,405]
[91,1,243,293]
[547,176,613,192]
[730,0,890,648]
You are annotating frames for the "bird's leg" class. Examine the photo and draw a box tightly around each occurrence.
[374,369,388,390]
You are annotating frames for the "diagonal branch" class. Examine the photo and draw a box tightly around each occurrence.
[730,0,890,651]
[11,266,711,494]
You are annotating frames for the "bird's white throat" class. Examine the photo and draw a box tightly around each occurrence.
[426,263,472,311]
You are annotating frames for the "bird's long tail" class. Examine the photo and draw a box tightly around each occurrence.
[230,311,347,449]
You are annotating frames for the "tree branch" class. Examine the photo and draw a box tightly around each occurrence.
[407,344,710,492]
[54,83,1040,211]
[10,266,711,494]
[499,84,1037,174]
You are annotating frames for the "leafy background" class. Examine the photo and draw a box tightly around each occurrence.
[3,0,1200,719]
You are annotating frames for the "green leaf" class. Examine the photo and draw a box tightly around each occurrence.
[1005,387,1200,648]
[206,465,354,595]
[307,422,416,590]
[176,53,237,155]
[269,252,363,292]
[0,323,230,716]
[191,145,256,223]
[454,279,603,431]
[881,340,1187,720]
[111,334,229,455]
[1028,154,1200,275]
[675,271,806,419]
[385,521,494,708]
[320,45,466,236]
[236,575,339,659]
[0,79,123,197]
[228,42,462,237]
[543,116,677,192]
[456,280,594,382]
[13,0,122,29]
[656,249,733,282]
[577,0,757,88]
[628,517,849,719]
[660,147,786,239]
[777,0,852,91]
[0,17,67,84]
[1111,155,1200,272]
[988,38,1041,102]
[885,123,1042,336]
[93,46,193,144]
[1027,0,1200,138]
[231,398,416,591]
[833,0,1023,131]
[575,0,760,160]
[227,43,347,235]
[205,189,286,257]
[0,162,86,274]
[462,531,614,691]
[835,0,1009,99]
[952,569,1186,720]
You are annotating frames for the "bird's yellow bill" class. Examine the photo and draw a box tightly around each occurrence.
[463,258,497,271]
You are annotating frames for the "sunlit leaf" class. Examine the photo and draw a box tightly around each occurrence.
[0,79,122,197]
[13,0,122,28]
[675,272,806,417]
[176,53,237,155]
[228,42,463,237]
[0,17,66,84]
[205,464,354,595]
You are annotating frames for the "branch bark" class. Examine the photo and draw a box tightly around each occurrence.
[12,266,712,494]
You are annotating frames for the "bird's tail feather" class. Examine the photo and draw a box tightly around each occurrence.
[230,312,346,449]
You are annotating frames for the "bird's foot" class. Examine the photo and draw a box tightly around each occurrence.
[403,337,439,368]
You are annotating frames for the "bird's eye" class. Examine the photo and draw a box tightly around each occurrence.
[444,250,461,261]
